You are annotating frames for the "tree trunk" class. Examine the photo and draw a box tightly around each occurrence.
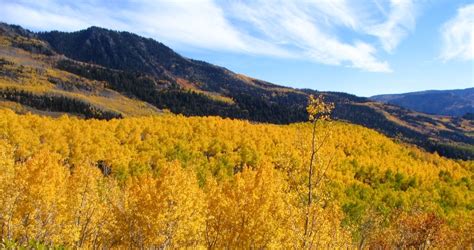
[304,120,318,244]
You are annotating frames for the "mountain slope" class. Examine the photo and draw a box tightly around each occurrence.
[39,26,312,123]
[0,23,472,159]
[0,24,160,119]
[371,88,474,116]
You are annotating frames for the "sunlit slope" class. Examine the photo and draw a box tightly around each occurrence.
[0,33,160,118]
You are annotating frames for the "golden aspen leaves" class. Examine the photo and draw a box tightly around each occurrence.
[0,110,471,248]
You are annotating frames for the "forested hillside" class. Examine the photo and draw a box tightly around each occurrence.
[371,88,474,116]
[0,22,473,160]
[0,26,160,119]
[0,110,472,248]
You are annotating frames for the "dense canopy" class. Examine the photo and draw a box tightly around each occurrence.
[0,110,472,248]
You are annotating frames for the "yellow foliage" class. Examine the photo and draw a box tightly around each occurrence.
[205,164,293,248]
[112,161,205,248]
[11,150,69,245]
[64,164,111,248]
[0,110,471,248]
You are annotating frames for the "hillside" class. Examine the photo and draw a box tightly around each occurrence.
[371,88,474,116]
[0,25,160,119]
[0,110,472,248]
[38,26,311,123]
[0,23,472,159]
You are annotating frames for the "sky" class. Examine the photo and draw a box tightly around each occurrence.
[0,0,473,96]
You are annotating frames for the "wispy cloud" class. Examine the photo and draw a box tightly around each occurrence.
[121,0,290,57]
[226,1,392,72]
[363,0,417,52]
[0,1,90,31]
[440,4,474,61]
[0,0,420,72]
[0,0,290,57]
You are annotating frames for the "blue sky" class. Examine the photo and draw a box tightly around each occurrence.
[0,0,472,96]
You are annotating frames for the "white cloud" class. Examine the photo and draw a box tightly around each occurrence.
[0,0,420,72]
[0,2,89,31]
[227,0,392,72]
[0,0,289,57]
[364,0,417,52]
[0,0,129,31]
[120,0,290,57]
[123,1,247,51]
[440,4,474,61]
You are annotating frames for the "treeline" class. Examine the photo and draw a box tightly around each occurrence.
[0,88,121,119]
[463,113,474,120]
[333,103,474,160]
[57,59,306,122]
[40,26,311,124]
[0,58,23,80]
[0,111,472,248]
[55,59,474,160]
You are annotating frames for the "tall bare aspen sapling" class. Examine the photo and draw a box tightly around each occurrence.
[304,94,334,244]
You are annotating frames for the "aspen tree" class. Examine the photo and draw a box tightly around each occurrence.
[303,94,334,247]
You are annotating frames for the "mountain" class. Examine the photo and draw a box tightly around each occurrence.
[0,23,473,159]
[38,26,315,123]
[0,24,162,119]
[371,88,474,116]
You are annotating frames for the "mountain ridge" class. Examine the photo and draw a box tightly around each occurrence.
[371,88,474,116]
